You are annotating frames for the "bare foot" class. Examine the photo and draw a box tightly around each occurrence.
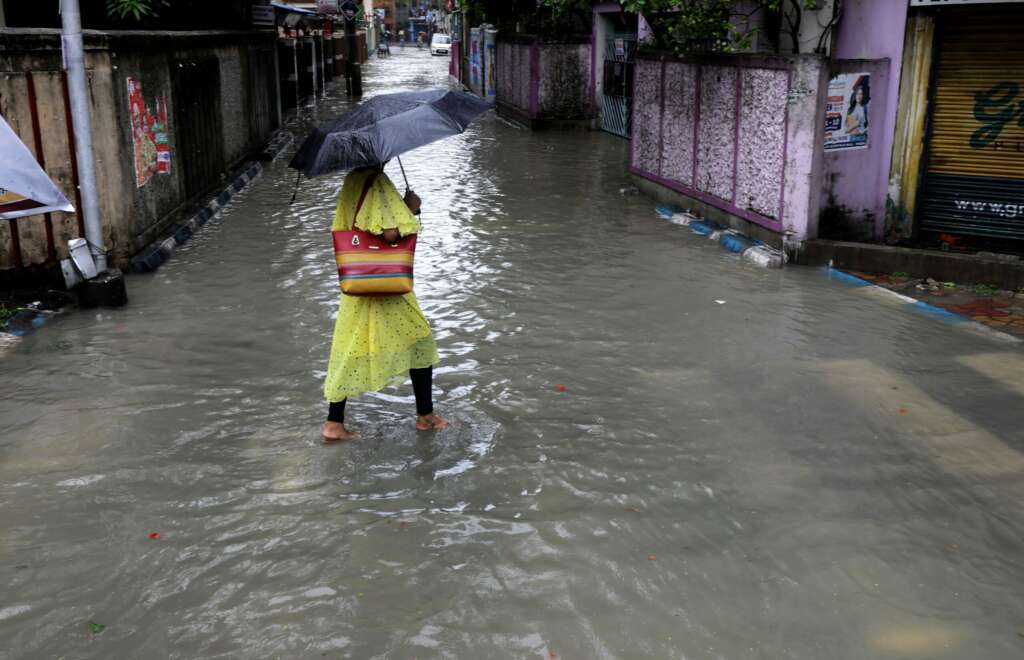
[322,421,356,443]
[416,413,449,431]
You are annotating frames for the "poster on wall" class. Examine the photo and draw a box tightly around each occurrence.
[127,78,171,188]
[484,30,497,103]
[824,72,870,152]
[469,28,482,95]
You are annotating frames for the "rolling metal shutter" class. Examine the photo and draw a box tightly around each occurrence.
[919,9,1024,241]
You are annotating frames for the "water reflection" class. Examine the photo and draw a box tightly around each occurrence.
[1,48,1024,659]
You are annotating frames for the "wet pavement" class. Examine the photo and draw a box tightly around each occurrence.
[3,48,1024,659]
[847,271,1024,339]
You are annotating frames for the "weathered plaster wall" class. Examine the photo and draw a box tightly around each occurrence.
[738,68,789,219]
[828,0,908,240]
[631,60,660,175]
[631,54,826,243]
[496,40,533,117]
[696,65,737,201]
[819,58,890,241]
[0,44,127,270]
[538,43,593,119]
[496,36,593,124]
[783,55,829,244]
[0,30,278,274]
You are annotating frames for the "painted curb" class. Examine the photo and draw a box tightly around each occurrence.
[130,161,264,274]
[822,267,1022,344]
[0,307,64,356]
[129,130,292,275]
[656,206,785,268]
[261,129,296,162]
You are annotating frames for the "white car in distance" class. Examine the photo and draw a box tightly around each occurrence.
[431,34,451,56]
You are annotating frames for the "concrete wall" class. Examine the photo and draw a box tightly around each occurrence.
[495,39,536,118]
[590,2,622,109]
[0,29,278,276]
[824,0,909,241]
[495,34,593,127]
[538,43,593,119]
[819,58,890,241]
[630,53,827,245]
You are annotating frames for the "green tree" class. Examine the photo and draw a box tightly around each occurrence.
[541,0,828,54]
[106,0,157,20]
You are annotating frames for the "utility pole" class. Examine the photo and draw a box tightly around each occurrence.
[341,0,362,96]
[60,0,106,272]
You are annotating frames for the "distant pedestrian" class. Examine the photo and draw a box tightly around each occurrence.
[322,165,448,442]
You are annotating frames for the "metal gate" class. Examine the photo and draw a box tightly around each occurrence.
[247,46,278,147]
[919,9,1024,242]
[171,58,225,200]
[601,35,636,138]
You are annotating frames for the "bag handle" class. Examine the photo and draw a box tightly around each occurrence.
[351,171,379,227]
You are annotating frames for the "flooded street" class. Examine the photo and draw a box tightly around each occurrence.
[3,49,1024,659]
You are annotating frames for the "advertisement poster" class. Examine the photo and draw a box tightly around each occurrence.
[469,28,482,96]
[484,30,497,103]
[127,78,171,188]
[824,72,870,152]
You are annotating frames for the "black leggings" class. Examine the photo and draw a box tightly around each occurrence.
[327,366,434,423]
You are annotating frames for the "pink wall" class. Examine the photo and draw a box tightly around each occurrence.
[826,0,909,239]
[496,41,536,117]
[496,39,593,121]
[631,55,827,241]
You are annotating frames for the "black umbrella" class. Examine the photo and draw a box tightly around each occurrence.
[289,89,491,188]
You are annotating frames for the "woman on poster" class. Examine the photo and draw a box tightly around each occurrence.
[845,76,870,137]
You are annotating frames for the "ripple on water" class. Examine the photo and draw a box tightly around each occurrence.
[2,49,1024,660]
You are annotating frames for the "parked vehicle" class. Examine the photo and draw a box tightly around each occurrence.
[430,34,451,56]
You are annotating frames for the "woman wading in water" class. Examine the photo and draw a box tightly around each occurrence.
[322,166,448,442]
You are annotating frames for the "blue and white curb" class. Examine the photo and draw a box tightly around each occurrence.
[822,267,1021,344]
[656,205,785,269]
[0,306,63,357]
[131,162,264,274]
[130,130,294,274]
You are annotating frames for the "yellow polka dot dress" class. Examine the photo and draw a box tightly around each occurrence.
[324,168,440,402]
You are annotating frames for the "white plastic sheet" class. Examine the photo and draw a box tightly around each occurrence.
[0,113,75,220]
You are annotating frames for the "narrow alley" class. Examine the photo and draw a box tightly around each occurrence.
[2,47,1024,659]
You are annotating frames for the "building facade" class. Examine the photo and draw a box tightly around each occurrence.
[888,0,1024,253]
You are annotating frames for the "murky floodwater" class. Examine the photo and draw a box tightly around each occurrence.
[3,49,1024,659]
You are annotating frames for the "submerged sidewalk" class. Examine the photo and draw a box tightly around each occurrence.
[848,271,1024,338]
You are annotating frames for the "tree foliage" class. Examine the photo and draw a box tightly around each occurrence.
[460,0,593,36]
[539,0,825,54]
[105,0,155,20]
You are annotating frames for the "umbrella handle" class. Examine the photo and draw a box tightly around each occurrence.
[396,155,410,193]
[290,171,301,205]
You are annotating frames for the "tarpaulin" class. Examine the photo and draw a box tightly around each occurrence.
[0,113,75,221]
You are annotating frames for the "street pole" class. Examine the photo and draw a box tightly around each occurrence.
[345,7,362,96]
[60,0,106,272]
